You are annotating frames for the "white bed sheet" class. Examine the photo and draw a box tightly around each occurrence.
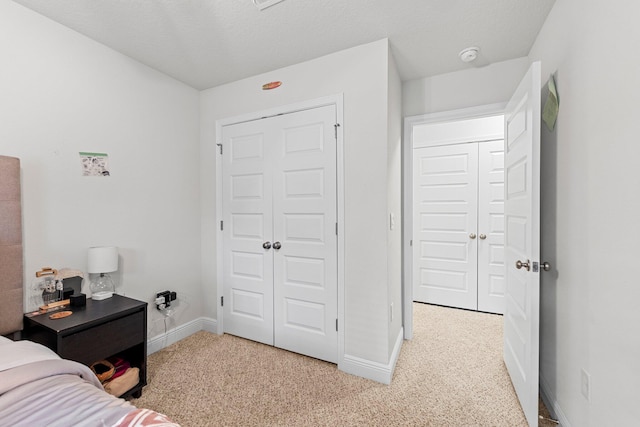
[0,337,60,371]
[0,338,135,427]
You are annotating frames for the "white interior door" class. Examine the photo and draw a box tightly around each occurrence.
[503,61,541,427]
[413,143,478,310]
[272,105,338,363]
[222,119,275,346]
[477,139,506,314]
[222,104,338,363]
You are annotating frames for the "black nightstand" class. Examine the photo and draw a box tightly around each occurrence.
[23,294,147,398]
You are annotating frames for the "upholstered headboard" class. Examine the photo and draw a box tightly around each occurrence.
[0,155,24,335]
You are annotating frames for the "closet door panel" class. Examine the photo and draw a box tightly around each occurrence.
[477,140,506,314]
[222,120,275,346]
[272,105,338,364]
[413,143,478,310]
[222,104,338,364]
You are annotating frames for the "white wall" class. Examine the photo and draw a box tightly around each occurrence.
[403,57,529,117]
[201,39,401,368]
[0,2,202,340]
[529,0,640,425]
[1,4,403,377]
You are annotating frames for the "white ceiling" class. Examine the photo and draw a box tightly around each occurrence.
[12,0,556,90]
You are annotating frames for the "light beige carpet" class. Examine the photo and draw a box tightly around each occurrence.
[132,303,544,426]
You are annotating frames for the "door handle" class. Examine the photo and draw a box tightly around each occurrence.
[469,233,477,239]
[262,241,272,250]
[542,261,552,271]
[515,259,530,271]
[273,241,282,250]
[479,234,487,240]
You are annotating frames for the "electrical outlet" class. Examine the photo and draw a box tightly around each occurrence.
[156,291,171,310]
[581,368,591,401]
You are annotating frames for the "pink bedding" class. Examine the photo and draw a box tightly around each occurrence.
[0,337,179,427]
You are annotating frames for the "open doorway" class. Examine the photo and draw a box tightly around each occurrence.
[411,115,505,314]
[402,103,507,339]
[402,61,544,427]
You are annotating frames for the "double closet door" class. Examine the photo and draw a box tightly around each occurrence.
[221,104,338,363]
[413,139,505,314]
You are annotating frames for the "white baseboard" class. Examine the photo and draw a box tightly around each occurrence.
[339,327,404,385]
[540,373,572,427]
[147,317,217,355]
[201,317,217,333]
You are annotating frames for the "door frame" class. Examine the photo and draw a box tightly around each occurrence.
[215,94,345,364]
[402,102,506,339]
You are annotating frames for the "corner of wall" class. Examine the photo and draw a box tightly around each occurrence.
[386,45,403,357]
[340,326,404,384]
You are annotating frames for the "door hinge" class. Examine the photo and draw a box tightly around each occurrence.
[221,296,224,306]
[334,123,340,139]
[217,143,223,155]
[336,318,338,331]
[220,220,223,231]
[335,222,338,235]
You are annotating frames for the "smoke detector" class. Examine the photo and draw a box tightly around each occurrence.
[459,47,480,63]
[253,0,286,10]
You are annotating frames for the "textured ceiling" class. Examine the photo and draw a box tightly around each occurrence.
[12,0,556,90]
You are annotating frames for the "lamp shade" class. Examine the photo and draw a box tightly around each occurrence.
[87,246,118,273]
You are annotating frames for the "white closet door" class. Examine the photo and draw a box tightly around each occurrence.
[222,119,275,346]
[477,140,506,314]
[222,104,338,364]
[413,143,479,310]
[272,105,338,363]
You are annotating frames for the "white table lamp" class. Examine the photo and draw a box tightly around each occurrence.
[88,246,118,300]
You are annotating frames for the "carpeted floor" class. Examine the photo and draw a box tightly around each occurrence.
[132,303,551,426]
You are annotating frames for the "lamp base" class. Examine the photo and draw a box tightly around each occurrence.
[92,291,113,300]
[90,273,116,301]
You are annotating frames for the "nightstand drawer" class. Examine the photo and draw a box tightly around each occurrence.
[60,310,144,365]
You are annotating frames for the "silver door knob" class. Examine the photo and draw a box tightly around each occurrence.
[273,241,282,250]
[542,261,552,271]
[515,259,530,271]
[262,241,271,250]
[479,234,487,240]
[469,233,476,239]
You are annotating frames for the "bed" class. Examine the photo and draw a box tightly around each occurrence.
[0,155,178,426]
[0,336,178,426]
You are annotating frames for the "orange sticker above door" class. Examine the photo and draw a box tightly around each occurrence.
[262,81,282,90]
